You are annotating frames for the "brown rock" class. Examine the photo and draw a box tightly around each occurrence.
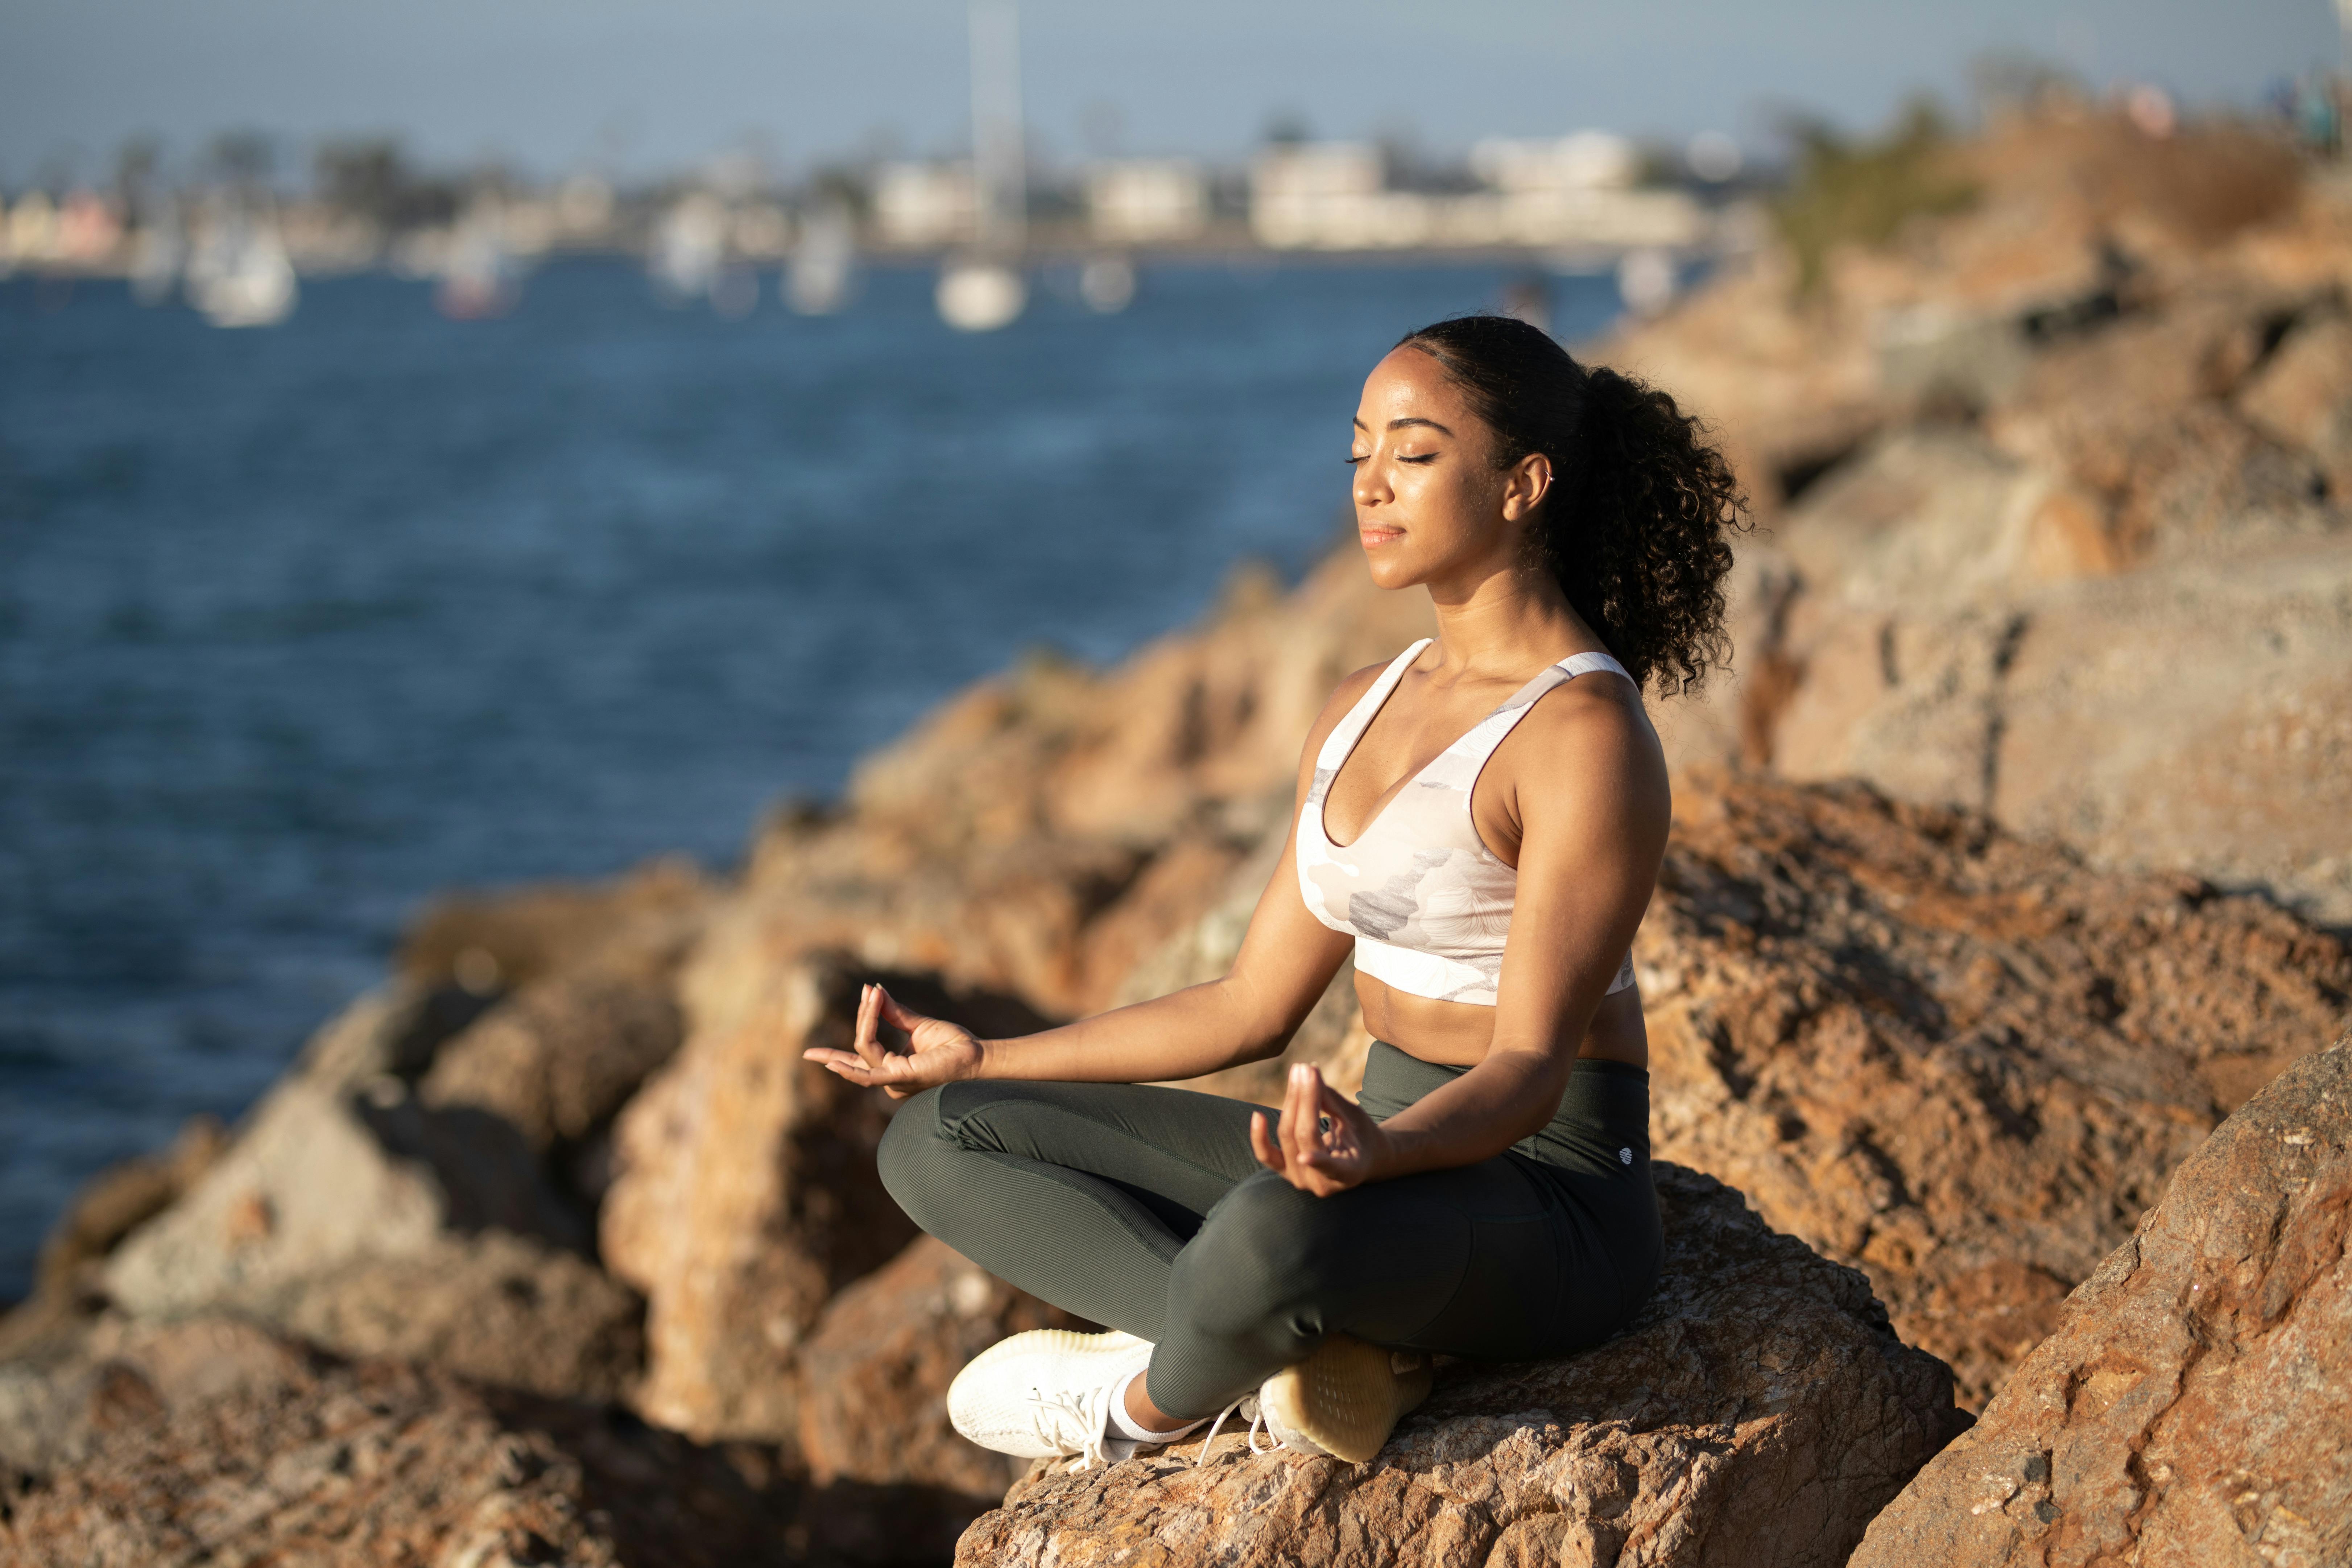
[0,1317,794,1567]
[1640,775,2350,1408]
[952,1163,1965,1568]
[398,853,716,994]
[1851,1029,2352,1567]
[420,970,686,1156]
[2240,308,2352,492]
[601,949,1049,1442]
[266,1231,644,1403]
[795,1237,1093,1561]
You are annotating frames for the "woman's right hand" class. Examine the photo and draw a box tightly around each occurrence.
[802,982,985,1100]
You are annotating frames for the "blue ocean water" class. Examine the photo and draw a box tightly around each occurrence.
[0,257,1623,1299]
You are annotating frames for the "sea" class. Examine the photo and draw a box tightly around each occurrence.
[0,256,1626,1300]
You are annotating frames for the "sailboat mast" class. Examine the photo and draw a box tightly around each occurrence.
[969,0,1025,257]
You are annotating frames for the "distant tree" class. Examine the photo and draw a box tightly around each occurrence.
[1770,99,1978,297]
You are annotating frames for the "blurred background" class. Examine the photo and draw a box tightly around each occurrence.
[1,0,2346,1308]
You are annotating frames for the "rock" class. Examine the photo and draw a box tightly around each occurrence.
[0,1317,795,1567]
[419,970,686,1158]
[1640,775,2350,1408]
[951,1163,1965,1568]
[398,854,716,995]
[264,1232,644,1403]
[1851,1029,2352,1566]
[2240,307,2352,495]
[104,989,590,1324]
[794,1236,1094,1562]
[601,948,1050,1443]
[1761,536,2352,928]
[89,989,640,1403]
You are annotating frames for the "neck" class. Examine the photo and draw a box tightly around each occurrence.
[1420,556,1599,683]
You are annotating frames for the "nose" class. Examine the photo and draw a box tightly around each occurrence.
[1353,459,1392,510]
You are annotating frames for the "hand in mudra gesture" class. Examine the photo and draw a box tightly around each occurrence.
[802,982,983,1100]
[1251,1062,1391,1196]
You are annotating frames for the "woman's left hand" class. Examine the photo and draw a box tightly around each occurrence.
[1251,1063,1390,1196]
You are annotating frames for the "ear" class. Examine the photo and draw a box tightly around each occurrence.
[1500,452,1552,522]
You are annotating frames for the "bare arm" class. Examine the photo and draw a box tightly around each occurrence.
[804,665,1382,1096]
[1253,675,1669,1193]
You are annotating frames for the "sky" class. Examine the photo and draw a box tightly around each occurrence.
[3,0,2344,186]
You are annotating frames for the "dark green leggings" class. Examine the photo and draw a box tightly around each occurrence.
[877,1041,1663,1419]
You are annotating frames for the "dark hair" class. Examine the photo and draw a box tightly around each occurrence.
[1394,314,1747,696]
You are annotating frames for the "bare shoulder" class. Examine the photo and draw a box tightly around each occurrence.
[1504,666,1667,814]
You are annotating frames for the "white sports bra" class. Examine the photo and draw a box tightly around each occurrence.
[1296,638,1638,1006]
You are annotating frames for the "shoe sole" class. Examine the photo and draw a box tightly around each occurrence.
[1259,1335,1433,1463]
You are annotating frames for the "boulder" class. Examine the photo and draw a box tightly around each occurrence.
[794,1236,1095,1562]
[952,1163,1965,1568]
[419,969,686,1198]
[397,853,716,994]
[600,947,1050,1442]
[94,988,636,1402]
[1640,775,2349,1408]
[0,1316,794,1567]
[1851,1029,2352,1566]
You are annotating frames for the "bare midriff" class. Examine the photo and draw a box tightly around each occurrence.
[1357,972,1649,1070]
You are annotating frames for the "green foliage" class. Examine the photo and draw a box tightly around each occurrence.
[1771,100,1979,296]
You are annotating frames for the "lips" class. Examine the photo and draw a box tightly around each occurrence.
[1359,527,1404,549]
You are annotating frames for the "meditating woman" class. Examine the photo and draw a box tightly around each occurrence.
[804,313,1745,1468]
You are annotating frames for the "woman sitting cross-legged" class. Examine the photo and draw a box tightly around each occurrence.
[803,313,1746,1469]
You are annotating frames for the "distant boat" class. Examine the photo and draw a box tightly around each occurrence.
[435,212,520,320]
[938,0,1027,332]
[937,261,1026,332]
[649,193,730,308]
[785,203,856,315]
[185,208,297,328]
[1079,255,1135,314]
[128,202,183,306]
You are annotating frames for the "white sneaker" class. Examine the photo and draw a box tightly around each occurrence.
[946,1328,1156,1469]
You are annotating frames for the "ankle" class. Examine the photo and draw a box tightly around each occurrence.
[1107,1372,1201,1443]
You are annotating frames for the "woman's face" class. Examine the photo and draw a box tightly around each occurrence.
[1349,346,1550,592]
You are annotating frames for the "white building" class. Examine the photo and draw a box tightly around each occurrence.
[1086,159,1208,244]
[873,162,978,249]
[1248,133,1706,255]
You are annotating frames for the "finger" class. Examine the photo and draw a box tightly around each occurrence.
[853,986,892,1071]
[1280,1067,1318,1168]
[1250,1111,1285,1172]
[877,989,931,1035]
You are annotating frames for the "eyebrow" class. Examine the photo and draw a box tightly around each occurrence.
[1350,416,1455,435]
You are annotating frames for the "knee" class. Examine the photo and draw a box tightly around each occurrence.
[1172,1174,1343,1332]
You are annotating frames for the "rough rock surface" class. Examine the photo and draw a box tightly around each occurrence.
[1852,1030,2352,1567]
[953,1163,1965,1568]
[1638,775,2351,1408]
[794,1236,1094,1563]
[420,969,686,1158]
[0,1317,793,1567]
[601,948,1050,1443]
[92,988,640,1402]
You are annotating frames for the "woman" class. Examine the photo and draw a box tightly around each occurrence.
[805,313,1744,1469]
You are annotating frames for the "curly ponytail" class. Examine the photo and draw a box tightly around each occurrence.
[1394,315,1748,696]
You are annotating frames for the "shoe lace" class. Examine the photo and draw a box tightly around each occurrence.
[1027,1381,1115,1473]
[1191,1394,1266,1465]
